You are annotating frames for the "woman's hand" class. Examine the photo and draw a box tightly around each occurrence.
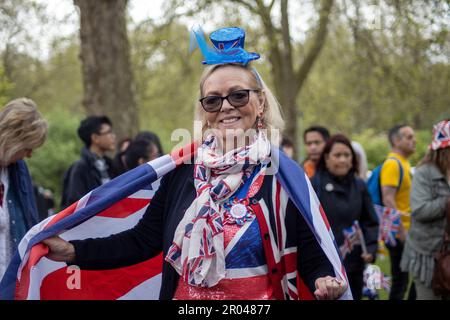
[42,236,76,263]
[314,276,347,300]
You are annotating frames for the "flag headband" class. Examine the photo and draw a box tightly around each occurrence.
[429,120,450,151]
[189,25,260,66]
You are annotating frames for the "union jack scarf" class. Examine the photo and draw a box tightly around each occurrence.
[166,131,271,287]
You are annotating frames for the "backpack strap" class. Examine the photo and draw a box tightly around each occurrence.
[387,157,404,190]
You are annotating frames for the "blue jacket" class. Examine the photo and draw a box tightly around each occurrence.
[6,160,39,253]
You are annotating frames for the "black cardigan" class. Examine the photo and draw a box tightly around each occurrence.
[311,170,379,273]
[70,164,334,299]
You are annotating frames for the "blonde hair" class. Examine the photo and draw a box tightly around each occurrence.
[194,63,285,145]
[0,98,48,166]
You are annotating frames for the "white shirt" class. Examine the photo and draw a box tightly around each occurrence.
[0,167,11,279]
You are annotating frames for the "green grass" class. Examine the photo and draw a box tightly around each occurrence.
[374,254,391,300]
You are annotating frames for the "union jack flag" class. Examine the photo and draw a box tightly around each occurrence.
[374,204,401,246]
[0,143,352,300]
[339,221,362,259]
[0,143,197,300]
[207,211,223,236]
[381,274,391,293]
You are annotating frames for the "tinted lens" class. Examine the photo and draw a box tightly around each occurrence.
[202,96,221,111]
[228,90,249,107]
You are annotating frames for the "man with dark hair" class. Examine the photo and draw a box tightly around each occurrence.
[380,124,416,300]
[61,116,116,208]
[302,126,330,178]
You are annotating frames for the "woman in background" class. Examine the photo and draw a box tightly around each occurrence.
[401,119,450,300]
[0,98,48,279]
[311,134,379,299]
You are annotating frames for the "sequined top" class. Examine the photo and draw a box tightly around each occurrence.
[173,218,273,300]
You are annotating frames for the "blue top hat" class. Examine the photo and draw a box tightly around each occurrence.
[190,25,260,66]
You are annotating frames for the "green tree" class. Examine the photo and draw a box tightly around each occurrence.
[0,67,13,105]
[27,109,82,206]
[74,0,138,143]
[129,22,202,152]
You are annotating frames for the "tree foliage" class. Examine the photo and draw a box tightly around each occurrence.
[26,109,82,204]
[0,0,448,204]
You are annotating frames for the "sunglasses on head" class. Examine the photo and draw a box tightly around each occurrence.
[199,89,260,113]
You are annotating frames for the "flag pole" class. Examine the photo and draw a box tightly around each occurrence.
[354,220,368,255]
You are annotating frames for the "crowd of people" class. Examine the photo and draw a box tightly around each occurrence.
[60,115,164,209]
[285,123,449,300]
[0,26,449,301]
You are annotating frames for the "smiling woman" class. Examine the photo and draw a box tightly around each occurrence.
[196,63,284,154]
[42,26,351,301]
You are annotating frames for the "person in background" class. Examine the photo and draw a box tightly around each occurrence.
[111,132,164,177]
[33,185,55,221]
[112,139,162,176]
[111,137,132,178]
[401,119,450,300]
[380,124,416,300]
[281,137,295,159]
[61,116,116,209]
[351,141,368,181]
[124,139,161,170]
[311,134,379,300]
[118,137,132,153]
[135,131,164,156]
[0,98,48,279]
[303,126,330,178]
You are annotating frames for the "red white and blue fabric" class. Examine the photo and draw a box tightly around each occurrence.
[374,204,401,246]
[362,265,391,298]
[380,273,391,292]
[0,142,352,300]
[430,119,450,151]
[339,221,362,259]
[166,132,270,288]
[173,205,270,299]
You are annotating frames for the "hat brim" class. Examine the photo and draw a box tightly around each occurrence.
[202,51,260,66]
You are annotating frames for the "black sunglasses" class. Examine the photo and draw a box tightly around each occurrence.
[199,89,260,113]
